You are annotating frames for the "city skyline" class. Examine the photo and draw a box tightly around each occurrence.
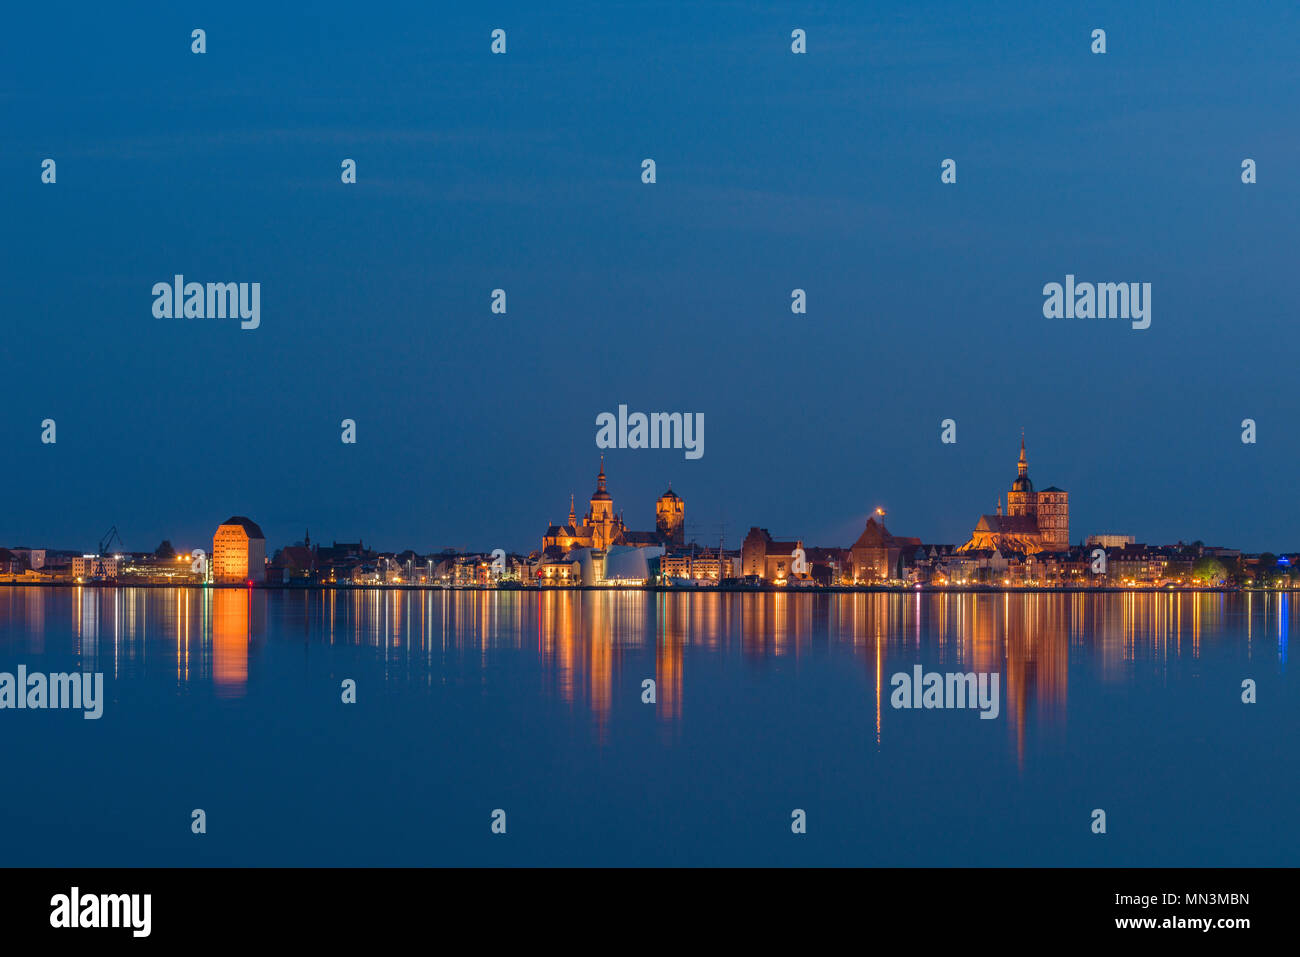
[0,433,1275,560]
[1,434,1284,590]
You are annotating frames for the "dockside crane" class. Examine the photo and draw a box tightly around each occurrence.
[94,526,123,578]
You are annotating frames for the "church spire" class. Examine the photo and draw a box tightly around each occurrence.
[568,494,576,526]
[1017,431,1028,478]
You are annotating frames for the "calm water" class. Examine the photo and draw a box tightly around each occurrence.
[0,586,1294,866]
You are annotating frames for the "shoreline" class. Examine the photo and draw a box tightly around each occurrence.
[0,581,1280,594]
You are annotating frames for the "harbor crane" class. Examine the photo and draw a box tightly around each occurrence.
[94,526,123,578]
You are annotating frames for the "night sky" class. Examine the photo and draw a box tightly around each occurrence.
[4,2,1298,555]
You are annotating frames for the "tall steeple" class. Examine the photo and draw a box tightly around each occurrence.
[568,494,576,526]
[1008,430,1036,513]
[589,455,614,531]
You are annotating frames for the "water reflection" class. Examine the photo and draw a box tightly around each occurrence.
[211,589,253,696]
[0,588,1289,753]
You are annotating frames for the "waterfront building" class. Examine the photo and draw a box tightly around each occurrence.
[848,514,919,582]
[7,548,45,570]
[656,485,685,546]
[212,516,267,584]
[71,555,120,580]
[803,546,852,585]
[661,547,736,582]
[538,554,580,586]
[276,545,317,583]
[604,545,664,585]
[1087,533,1134,549]
[960,436,1069,554]
[543,460,687,555]
[740,514,918,584]
[316,539,371,563]
[542,459,627,552]
[740,528,804,581]
[117,554,199,583]
[905,544,956,584]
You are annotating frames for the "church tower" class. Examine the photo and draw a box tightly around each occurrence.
[1005,433,1037,521]
[959,432,1069,555]
[589,458,613,523]
[656,484,685,546]
[587,457,617,548]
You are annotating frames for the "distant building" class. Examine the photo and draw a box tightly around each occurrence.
[906,545,957,584]
[450,555,494,587]
[1087,534,1135,549]
[543,460,686,553]
[71,555,120,579]
[118,554,199,583]
[740,528,803,580]
[1200,546,1240,559]
[960,435,1069,554]
[1108,543,1169,583]
[848,514,919,582]
[537,554,580,586]
[269,533,317,584]
[804,546,851,585]
[739,515,918,584]
[661,547,736,582]
[655,485,685,546]
[212,516,267,584]
[7,548,45,570]
[604,545,664,585]
[316,539,370,563]
[544,459,626,552]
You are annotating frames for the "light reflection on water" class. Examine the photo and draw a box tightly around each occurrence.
[1,586,1288,742]
[0,586,1295,865]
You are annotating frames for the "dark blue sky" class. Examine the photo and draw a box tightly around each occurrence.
[4,1,1298,555]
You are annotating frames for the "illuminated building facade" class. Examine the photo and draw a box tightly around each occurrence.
[542,460,685,557]
[538,555,579,585]
[1087,534,1135,549]
[212,516,267,583]
[543,459,627,552]
[661,548,735,581]
[848,514,919,581]
[71,555,120,579]
[740,528,803,580]
[960,436,1069,554]
[656,485,685,546]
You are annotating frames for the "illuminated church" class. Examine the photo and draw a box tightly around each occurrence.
[959,436,1069,554]
[542,459,685,553]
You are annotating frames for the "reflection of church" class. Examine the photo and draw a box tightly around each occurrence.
[959,436,1069,555]
[542,459,685,554]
